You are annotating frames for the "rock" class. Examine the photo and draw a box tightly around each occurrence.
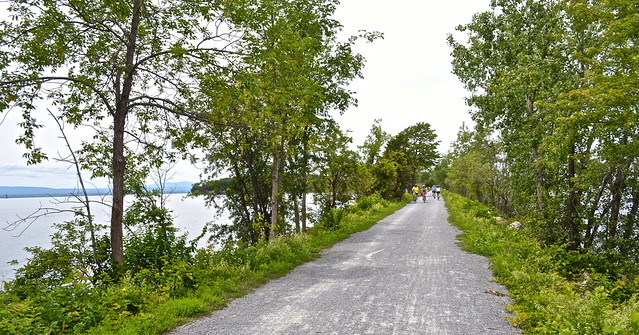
[509,221,523,229]
[495,217,507,224]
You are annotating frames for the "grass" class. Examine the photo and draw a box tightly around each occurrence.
[84,195,408,335]
[444,191,639,335]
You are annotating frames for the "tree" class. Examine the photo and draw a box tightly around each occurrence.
[195,0,380,245]
[449,0,639,256]
[448,0,582,245]
[383,122,440,191]
[312,124,360,211]
[547,0,639,255]
[0,0,238,268]
[444,124,513,214]
[358,118,390,165]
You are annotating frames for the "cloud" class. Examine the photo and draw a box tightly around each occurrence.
[331,0,487,153]
[0,162,110,188]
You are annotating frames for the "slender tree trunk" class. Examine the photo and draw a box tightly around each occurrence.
[301,128,309,232]
[269,143,282,240]
[111,0,142,268]
[532,146,546,219]
[527,95,546,221]
[111,107,126,268]
[620,192,639,257]
[566,141,581,250]
[302,190,307,232]
[331,177,338,208]
[293,195,300,233]
[607,166,625,249]
[231,161,255,243]
[584,172,611,249]
[606,136,631,250]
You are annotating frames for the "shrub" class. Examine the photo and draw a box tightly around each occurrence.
[445,191,639,335]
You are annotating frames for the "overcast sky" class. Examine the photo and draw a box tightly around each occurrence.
[0,0,490,188]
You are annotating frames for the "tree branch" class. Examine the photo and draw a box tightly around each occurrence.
[0,76,115,116]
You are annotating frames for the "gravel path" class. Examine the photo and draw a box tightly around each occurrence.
[170,197,518,334]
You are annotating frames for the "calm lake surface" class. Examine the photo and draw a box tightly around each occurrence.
[0,194,224,283]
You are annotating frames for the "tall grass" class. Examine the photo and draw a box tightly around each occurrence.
[444,191,639,334]
[0,194,406,335]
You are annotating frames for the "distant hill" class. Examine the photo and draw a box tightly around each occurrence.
[0,182,193,199]
[148,182,194,194]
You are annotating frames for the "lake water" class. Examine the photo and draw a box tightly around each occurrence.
[0,194,224,283]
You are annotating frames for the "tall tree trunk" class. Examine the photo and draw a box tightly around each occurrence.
[606,136,630,250]
[331,176,338,208]
[527,95,546,221]
[584,172,611,249]
[301,128,309,232]
[532,146,546,219]
[111,0,142,268]
[293,195,300,233]
[302,190,307,232]
[111,107,126,268]
[566,141,581,250]
[620,192,639,257]
[607,166,626,249]
[269,143,282,240]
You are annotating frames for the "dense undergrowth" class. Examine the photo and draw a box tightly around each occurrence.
[0,194,408,335]
[445,191,639,334]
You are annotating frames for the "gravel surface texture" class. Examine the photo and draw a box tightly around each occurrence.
[170,197,518,334]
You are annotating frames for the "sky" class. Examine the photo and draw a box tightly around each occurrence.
[0,0,491,188]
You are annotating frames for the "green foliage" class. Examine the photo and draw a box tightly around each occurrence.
[448,0,639,259]
[358,118,390,165]
[445,191,639,334]
[195,0,380,244]
[6,214,111,299]
[355,194,385,211]
[312,126,362,211]
[318,208,345,231]
[370,153,403,200]
[0,192,405,335]
[355,121,441,201]
[123,197,196,276]
[380,122,440,196]
[190,178,234,195]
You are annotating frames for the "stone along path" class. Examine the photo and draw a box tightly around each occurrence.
[170,196,517,334]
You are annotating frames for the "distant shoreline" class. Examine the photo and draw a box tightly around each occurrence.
[0,183,193,199]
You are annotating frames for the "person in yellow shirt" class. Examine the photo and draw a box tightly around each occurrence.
[411,184,419,202]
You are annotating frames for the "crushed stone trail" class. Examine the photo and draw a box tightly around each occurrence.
[170,197,517,334]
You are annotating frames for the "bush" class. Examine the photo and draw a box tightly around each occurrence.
[401,192,414,203]
[445,191,639,335]
[355,194,383,211]
[318,208,345,230]
[0,192,407,335]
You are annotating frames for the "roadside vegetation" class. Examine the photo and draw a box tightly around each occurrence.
[0,0,441,333]
[0,194,409,335]
[2,0,637,334]
[446,191,639,334]
[442,1,639,333]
